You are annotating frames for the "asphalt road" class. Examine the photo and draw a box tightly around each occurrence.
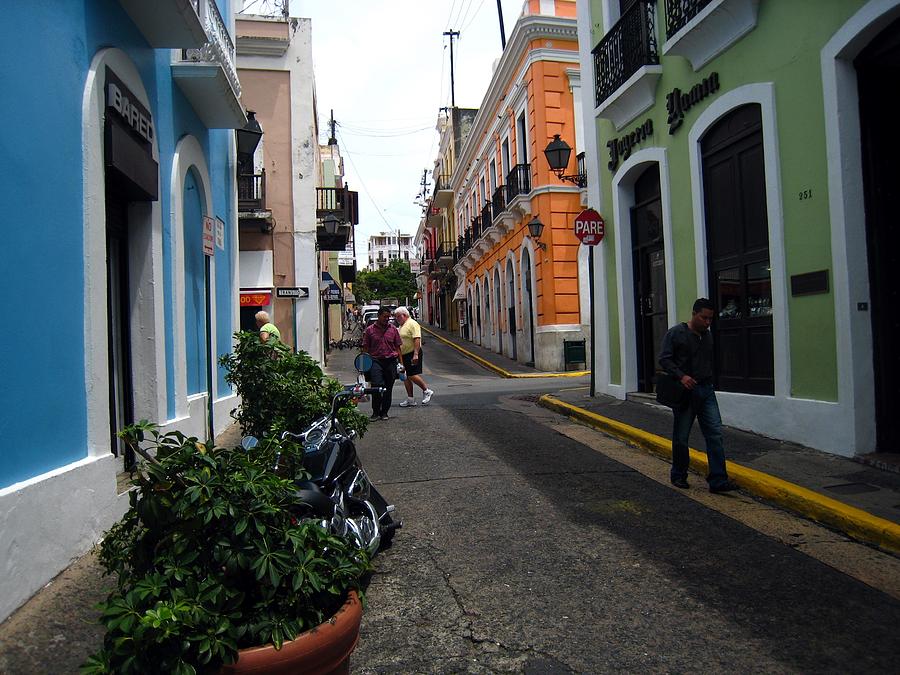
[340,338,900,673]
[2,339,897,674]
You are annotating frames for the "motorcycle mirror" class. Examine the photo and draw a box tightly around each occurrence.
[241,436,259,451]
[353,353,373,374]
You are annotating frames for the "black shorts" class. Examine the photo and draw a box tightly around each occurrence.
[401,349,423,376]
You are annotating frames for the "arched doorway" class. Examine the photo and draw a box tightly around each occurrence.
[474,282,482,344]
[183,168,208,397]
[522,248,536,366]
[494,268,503,355]
[701,103,774,395]
[483,275,492,349]
[630,164,667,393]
[506,258,517,360]
[857,17,900,452]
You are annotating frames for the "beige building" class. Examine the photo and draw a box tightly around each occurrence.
[235,12,323,358]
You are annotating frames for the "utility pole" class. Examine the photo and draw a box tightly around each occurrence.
[443,30,460,107]
[419,169,429,205]
[327,109,337,145]
[496,0,506,49]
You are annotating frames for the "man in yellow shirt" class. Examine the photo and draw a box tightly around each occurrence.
[394,306,434,407]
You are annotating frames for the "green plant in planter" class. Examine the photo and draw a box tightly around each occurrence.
[218,331,368,439]
[82,425,371,675]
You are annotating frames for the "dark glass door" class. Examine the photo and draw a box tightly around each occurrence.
[857,18,900,452]
[630,164,668,393]
[106,191,135,468]
[701,104,774,395]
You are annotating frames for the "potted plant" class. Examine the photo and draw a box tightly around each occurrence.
[82,426,371,674]
[218,332,368,440]
[83,339,373,673]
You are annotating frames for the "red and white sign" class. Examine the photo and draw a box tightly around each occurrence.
[240,291,271,307]
[573,208,605,246]
[202,216,215,256]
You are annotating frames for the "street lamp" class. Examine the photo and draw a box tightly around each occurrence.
[235,111,263,175]
[322,213,342,235]
[527,216,547,251]
[543,134,585,187]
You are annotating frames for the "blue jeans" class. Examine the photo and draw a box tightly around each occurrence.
[671,383,729,488]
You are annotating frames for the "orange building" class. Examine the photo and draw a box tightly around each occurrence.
[423,0,588,370]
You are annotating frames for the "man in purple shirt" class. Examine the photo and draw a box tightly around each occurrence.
[361,306,402,420]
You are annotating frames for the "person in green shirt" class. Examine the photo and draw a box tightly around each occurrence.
[254,311,281,343]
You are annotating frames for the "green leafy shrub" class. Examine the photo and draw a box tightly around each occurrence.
[82,426,371,674]
[218,331,368,439]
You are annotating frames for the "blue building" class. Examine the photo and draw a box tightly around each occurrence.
[0,0,245,621]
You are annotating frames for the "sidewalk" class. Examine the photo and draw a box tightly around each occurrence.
[422,324,590,378]
[422,323,900,554]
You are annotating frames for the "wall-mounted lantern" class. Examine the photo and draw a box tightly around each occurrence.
[543,134,585,186]
[527,216,547,251]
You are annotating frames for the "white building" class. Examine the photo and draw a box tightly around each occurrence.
[368,232,416,270]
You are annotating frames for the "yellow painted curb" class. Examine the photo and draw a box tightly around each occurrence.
[423,327,589,379]
[539,394,900,555]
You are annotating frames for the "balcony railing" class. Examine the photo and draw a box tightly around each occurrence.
[491,185,506,218]
[316,187,359,224]
[433,174,451,193]
[592,0,659,107]
[471,216,483,242]
[480,202,493,229]
[238,170,266,211]
[664,0,713,39]
[506,164,531,202]
[576,152,587,189]
[432,173,453,208]
[180,0,240,100]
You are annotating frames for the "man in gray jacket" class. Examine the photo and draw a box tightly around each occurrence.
[658,298,739,493]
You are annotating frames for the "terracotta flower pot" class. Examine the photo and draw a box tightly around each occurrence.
[220,591,362,675]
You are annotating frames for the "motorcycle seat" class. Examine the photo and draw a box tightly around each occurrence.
[293,482,333,513]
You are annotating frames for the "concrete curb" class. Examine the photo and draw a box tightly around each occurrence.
[423,327,589,379]
[539,394,900,555]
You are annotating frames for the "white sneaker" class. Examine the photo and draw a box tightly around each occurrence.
[399,399,417,407]
[422,389,434,405]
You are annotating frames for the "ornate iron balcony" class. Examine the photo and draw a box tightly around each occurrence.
[480,202,493,229]
[491,185,506,216]
[506,163,531,202]
[471,216,482,241]
[180,0,240,100]
[665,0,713,39]
[592,0,659,107]
[238,170,266,211]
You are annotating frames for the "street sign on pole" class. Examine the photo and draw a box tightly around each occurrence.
[202,216,215,256]
[573,208,605,246]
[572,208,605,397]
[276,287,309,299]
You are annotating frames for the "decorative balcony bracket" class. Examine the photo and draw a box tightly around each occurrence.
[483,227,503,247]
[662,0,760,72]
[507,194,532,222]
[493,211,516,237]
[596,65,663,131]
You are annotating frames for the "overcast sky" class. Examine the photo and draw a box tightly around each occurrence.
[287,0,529,264]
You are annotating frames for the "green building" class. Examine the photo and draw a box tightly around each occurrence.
[577,0,900,458]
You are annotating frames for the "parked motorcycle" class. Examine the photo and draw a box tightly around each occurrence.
[242,383,401,555]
